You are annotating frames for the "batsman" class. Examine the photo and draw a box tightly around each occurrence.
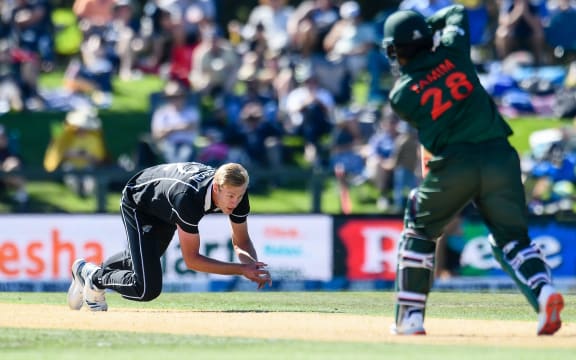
[382,5,564,335]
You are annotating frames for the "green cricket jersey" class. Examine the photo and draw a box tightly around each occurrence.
[387,6,553,320]
[388,5,513,155]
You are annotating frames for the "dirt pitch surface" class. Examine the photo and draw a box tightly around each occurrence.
[1,303,574,348]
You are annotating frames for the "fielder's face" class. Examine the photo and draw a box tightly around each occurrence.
[214,184,247,214]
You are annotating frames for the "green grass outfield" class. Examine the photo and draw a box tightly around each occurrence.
[0,291,574,359]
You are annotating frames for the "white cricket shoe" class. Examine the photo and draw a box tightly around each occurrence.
[81,262,108,312]
[67,258,87,310]
[391,309,426,335]
[537,285,564,335]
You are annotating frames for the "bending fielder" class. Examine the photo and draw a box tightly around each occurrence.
[67,162,271,311]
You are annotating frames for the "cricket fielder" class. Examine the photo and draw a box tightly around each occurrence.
[382,5,564,335]
[67,162,271,311]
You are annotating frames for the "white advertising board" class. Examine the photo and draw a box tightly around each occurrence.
[0,214,332,283]
[0,215,126,281]
[197,214,333,281]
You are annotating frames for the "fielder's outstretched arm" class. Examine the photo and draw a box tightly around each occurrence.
[177,224,271,288]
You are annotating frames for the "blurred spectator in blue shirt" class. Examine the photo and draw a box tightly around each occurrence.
[8,0,53,108]
[361,105,399,210]
[234,101,285,170]
[527,127,576,214]
[63,33,114,107]
[284,62,334,166]
[150,80,201,163]
[323,1,375,81]
[544,0,576,61]
[495,0,548,64]
[329,106,365,179]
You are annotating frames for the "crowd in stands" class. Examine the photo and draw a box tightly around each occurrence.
[1,0,576,215]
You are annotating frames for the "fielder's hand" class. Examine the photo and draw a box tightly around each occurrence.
[242,262,272,289]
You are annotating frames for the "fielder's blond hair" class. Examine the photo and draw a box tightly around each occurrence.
[214,163,249,188]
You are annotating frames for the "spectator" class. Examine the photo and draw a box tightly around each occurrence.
[63,33,115,108]
[173,0,216,35]
[261,49,294,104]
[0,39,24,113]
[137,0,177,74]
[108,0,142,81]
[128,2,206,80]
[235,101,285,170]
[150,80,201,164]
[544,0,576,62]
[303,0,340,56]
[288,0,353,104]
[457,0,495,63]
[288,0,340,57]
[175,0,216,33]
[323,1,375,81]
[366,9,392,103]
[8,0,52,109]
[495,0,548,64]
[167,23,200,86]
[234,51,279,123]
[242,0,294,55]
[384,121,420,213]
[43,107,109,197]
[189,25,239,96]
[361,105,399,210]
[328,106,365,180]
[526,127,576,214]
[0,124,28,210]
[288,1,318,57]
[73,0,116,29]
[10,0,55,70]
[283,62,334,166]
[241,17,269,57]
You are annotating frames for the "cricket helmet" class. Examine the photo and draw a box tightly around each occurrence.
[382,10,432,60]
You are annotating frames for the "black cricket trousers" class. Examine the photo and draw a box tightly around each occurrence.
[100,200,176,301]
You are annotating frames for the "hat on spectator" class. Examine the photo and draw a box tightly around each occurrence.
[294,62,315,83]
[0,39,9,52]
[237,51,259,82]
[114,0,132,7]
[340,1,360,19]
[163,80,188,98]
[238,65,258,82]
[65,108,102,130]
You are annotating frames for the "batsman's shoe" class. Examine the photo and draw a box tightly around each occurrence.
[67,258,87,310]
[81,262,108,312]
[391,310,426,335]
[537,285,564,335]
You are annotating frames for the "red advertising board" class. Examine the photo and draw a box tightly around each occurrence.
[336,218,403,280]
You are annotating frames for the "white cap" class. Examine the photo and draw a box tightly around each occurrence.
[340,1,360,19]
[65,108,102,130]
